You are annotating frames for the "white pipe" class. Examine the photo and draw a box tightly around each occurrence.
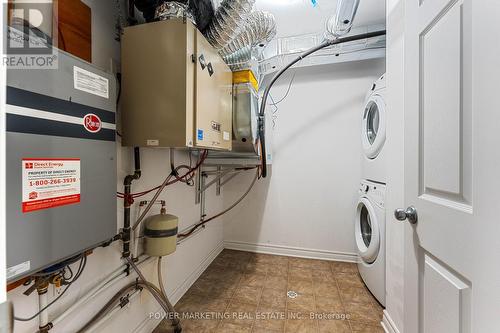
[85,289,141,333]
[51,256,153,326]
[38,291,49,328]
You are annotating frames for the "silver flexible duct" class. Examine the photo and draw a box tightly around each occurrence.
[154,2,195,24]
[204,0,255,50]
[223,46,252,71]
[220,11,276,57]
[220,11,276,71]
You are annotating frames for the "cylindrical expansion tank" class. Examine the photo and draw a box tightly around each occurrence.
[144,211,179,257]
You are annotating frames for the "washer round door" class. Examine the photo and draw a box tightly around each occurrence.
[355,198,380,264]
[362,94,386,159]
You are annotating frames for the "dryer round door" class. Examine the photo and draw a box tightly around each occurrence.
[355,198,380,264]
[362,94,386,159]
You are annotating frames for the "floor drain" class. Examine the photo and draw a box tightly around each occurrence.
[287,290,298,299]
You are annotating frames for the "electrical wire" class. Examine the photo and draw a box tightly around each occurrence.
[130,150,208,232]
[268,71,296,106]
[170,148,195,186]
[117,150,207,200]
[258,29,387,178]
[178,168,259,239]
[14,255,87,322]
[267,71,296,129]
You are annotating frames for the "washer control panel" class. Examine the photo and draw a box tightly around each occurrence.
[359,181,386,209]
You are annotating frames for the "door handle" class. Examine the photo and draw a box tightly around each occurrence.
[394,206,418,224]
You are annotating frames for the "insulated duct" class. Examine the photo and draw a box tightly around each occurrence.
[204,0,255,50]
[219,10,276,70]
[223,46,252,71]
[154,2,195,23]
[135,0,214,31]
[220,11,276,57]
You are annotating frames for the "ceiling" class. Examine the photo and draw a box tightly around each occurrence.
[254,0,386,38]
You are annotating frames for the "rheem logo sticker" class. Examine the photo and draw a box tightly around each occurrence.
[83,114,102,133]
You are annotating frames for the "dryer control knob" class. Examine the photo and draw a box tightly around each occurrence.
[364,185,370,193]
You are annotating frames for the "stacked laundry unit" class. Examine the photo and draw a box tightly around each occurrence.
[355,74,387,306]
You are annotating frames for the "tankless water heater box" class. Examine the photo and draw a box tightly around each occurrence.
[5,51,117,282]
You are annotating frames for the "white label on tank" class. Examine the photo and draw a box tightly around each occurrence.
[223,131,230,141]
[147,140,159,146]
[7,261,30,280]
[74,66,109,99]
[22,159,81,213]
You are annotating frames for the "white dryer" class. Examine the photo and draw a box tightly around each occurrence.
[362,74,387,183]
[355,180,386,306]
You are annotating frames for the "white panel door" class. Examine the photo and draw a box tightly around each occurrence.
[402,0,500,332]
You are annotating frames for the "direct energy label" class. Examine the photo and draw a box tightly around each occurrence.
[22,158,81,213]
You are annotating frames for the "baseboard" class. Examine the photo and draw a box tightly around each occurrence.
[382,310,401,333]
[132,240,224,333]
[224,240,358,263]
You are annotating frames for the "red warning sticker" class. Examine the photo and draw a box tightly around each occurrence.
[22,158,81,213]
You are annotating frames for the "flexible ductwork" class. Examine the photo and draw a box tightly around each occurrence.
[204,0,256,50]
[154,2,194,23]
[220,11,276,57]
[223,46,252,71]
[220,11,276,70]
[135,0,214,31]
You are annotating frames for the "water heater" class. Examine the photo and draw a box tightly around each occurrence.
[5,51,117,281]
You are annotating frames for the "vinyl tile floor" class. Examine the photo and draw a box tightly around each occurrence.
[153,250,384,333]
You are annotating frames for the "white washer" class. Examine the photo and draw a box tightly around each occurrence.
[362,74,387,183]
[355,180,386,306]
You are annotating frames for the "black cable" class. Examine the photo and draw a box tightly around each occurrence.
[257,30,387,178]
[14,256,87,322]
[63,265,73,281]
[116,72,122,105]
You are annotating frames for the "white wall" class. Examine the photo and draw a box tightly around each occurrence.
[224,59,385,260]
[383,0,405,331]
[8,1,224,332]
